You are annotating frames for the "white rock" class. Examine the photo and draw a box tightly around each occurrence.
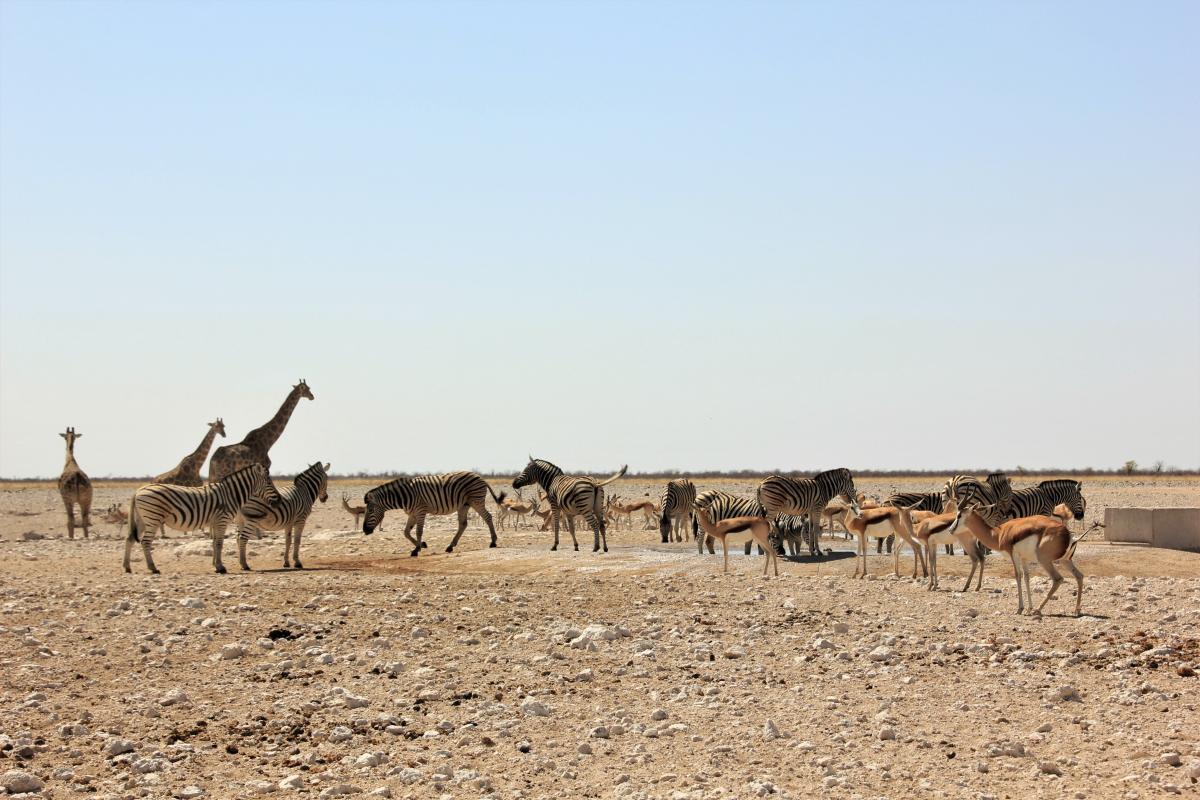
[279,775,304,790]
[175,786,205,799]
[344,694,370,709]
[411,627,430,639]
[180,597,205,609]
[248,780,277,794]
[219,643,245,660]
[576,669,594,682]
[329,726,353,743]
[159,688,189,706]
[868,646,894,662]
[520,699,550,717]
[0,770,45,794]
[102,737,136,757]
[1162,752,1182,767]
[763,719,780,741]
[319,785,361,798]
[811,638,835,650]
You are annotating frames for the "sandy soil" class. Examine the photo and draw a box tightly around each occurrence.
[1,476,1198,799]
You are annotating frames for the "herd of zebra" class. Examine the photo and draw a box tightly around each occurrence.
[52,381,1095,615]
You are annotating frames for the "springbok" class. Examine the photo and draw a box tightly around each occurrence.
[694,506,777,576]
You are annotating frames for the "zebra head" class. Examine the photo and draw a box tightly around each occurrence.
[296,462,330,504]
[819,468,859,515]
[362,485,387,535]
[513,457,559,491]
[1044,479,1085,520]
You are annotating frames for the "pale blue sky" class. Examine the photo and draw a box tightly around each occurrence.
[1,0,1197,478]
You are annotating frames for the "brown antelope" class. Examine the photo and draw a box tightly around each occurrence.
[900,500,984,592]
[953,503,1093,616]
[841,505,925,579]
[342,494,368,529]
[694,506,777,576]
[498,493,538,530]
[607,496,658,530]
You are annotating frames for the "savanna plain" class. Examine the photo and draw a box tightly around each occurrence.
[1,476,1198,799]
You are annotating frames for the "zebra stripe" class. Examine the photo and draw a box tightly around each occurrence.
[364,471,506,557]
[513,458,627,553]
[658,478,697,543]
[947,472,1013,526]
[756,468,858,557]
[236,461,330,570]
[884,491,944,513]
[124,463,279,575]
[1009,480,1086,521]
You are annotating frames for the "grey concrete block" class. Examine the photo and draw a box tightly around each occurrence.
[1105,508,1154,544]
[1152,509,1200,552]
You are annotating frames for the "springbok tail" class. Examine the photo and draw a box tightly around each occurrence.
[1065,524,1100,559]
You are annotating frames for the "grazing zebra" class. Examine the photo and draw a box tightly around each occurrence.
[512,457,627,552]
[125,464,280,575]
[1008,479,1086,522]
[773,514,812,557]
[658,478,697,543]
[235,462,330,571]
[363,471,506,557]
[756,468,860,557]
[693,490,769,555]
[944,472,1013,525]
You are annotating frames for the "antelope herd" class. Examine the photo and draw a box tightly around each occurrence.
[51,381,1100,617]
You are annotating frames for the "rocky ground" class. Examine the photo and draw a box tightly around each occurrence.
[1,476,1198,799]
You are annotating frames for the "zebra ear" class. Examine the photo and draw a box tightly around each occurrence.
[528,454,533,462]
[323,462,330,471]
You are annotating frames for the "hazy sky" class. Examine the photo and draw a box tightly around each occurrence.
[1,1,1197,478]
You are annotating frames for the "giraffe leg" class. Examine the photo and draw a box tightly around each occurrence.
[62,497,75,540]
[80,496,92,539]
[446,507,469,553]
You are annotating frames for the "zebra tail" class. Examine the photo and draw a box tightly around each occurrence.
[595,464,628,487]
[127,497,140,542]
[487,484,508,505]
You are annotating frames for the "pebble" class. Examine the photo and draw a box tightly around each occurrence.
[651,709,668,721]
[521,699,550,717]
[279,775,304,790]
[879,726,896,741]
[1039,761,1063,776]
[159,688,189,707]
[180,597,205,609]
[1161,752,1181,767]
[763,719,780,741]
[590,726,609,739]
[411,627,430,639]
[1036,722,1052,733]
[219,643,246,660]
[175,786,205,799]
[102,737,136,757]
[868,646,894,662]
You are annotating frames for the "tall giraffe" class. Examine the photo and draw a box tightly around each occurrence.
[208,380,314,482]
[154,418,227,486]
[58,427,92,539]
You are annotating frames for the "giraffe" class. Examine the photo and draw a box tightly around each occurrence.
[154,418,226,486]
[58,427,92,539]
[208,380,314,483]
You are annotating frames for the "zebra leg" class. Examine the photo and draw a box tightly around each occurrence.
[550,508,561,551]
[212,520,228,574]
[123,515,139,573]
[140,523,160,574]
[598,512,608,553]
[446,508,469,553]
[565,514,581,552]
[809,511,822,557]
[283,524,292,568]
[292,520,306,569]
[472,503,498,548]
[402,515,420,556]
[237,522,254,571]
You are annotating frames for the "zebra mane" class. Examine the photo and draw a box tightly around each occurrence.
[1036,479,1081,491]
[215,463,263,484]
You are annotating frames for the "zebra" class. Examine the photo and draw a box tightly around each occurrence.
[235,461,330,571]
[658,478,697,543]
[693,490,773,555]
[1009,479,1086,522]
[756,468,860,557]
[944,472,1013,526]
[124,463,280,575]
[512,457,627,553]
[363,471,507,557]
[772,514,812,557]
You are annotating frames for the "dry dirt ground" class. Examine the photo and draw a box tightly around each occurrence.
[1,476,1198,799]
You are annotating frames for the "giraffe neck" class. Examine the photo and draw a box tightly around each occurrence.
[182,426,222,472]
[64,443,78,470]
[245,389,303,451]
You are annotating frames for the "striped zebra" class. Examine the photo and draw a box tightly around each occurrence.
[363,471,507,557]
[1009,479,1086,522]
[944,472,1013,526]
[124,463,280,575]
[693,490,771,555]
[880,491,946,554]
[658,478,697,543]
[773,514,812,557]
[512,457,627,552]
[235,461,330,571]
[756,468,859,557]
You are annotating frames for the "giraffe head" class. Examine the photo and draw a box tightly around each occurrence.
[295,379,315,401]
[211,418,227,438]
[60,427,82,451]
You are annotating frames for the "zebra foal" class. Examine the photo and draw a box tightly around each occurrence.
[363,471,507,557]
[124,464,280,575]
[693,490,771,555]
[512,457,627,552]
[235,461,330,571]
[756,468,860,557]
[659,478,697,543]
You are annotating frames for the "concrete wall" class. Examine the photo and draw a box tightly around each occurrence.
[1105,507,1200,551]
